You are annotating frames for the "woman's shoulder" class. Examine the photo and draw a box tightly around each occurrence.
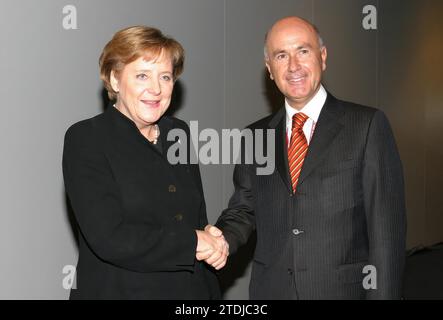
[64,112,107,146]
[163,116,190,133]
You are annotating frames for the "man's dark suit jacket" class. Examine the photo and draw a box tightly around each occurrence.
[216,93,407,299]
[63,106,220,299]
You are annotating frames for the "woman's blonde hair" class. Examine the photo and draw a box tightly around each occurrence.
[99,26,184,100]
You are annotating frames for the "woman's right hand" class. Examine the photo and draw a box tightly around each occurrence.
[195,225,229,270]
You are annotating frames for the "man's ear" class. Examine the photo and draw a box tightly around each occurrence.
[110,70,119,93]
[321,46,328,71]
[265,60,274,80]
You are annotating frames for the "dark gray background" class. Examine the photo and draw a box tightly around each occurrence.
[0,0,441,299]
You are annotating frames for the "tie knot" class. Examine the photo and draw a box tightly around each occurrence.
[292,112,309,130]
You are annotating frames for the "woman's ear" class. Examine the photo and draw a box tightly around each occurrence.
[110,70,119,93]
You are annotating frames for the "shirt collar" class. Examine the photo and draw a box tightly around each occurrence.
[285,84,327,124]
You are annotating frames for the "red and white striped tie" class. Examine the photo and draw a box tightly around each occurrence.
[288,112,309,193]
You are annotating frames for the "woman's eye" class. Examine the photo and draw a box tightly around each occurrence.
[161,75,172,81]
[136,74,148,80]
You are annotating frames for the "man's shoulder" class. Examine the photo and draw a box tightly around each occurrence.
[245,111,282,130]
[327,94,387,126]
[331,95,379,117]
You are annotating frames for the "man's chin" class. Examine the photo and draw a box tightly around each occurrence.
[288,92,310,102]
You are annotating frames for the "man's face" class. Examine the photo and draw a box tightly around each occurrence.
[265,18,327,110]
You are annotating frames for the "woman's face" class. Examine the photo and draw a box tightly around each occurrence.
[111,51,174,129]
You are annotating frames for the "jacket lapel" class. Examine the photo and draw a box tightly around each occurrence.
[297,94,345,187]
[268,108,293,194]
[158,116,175,159]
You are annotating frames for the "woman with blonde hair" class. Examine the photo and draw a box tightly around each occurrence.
[62,26,226,299]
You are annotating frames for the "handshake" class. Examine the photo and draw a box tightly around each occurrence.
[195,225,229,270]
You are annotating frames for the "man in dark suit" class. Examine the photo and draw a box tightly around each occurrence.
[212,16,407,299]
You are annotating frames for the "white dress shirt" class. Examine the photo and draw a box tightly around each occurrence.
[285,85,327,146]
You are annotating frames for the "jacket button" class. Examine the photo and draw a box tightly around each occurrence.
[287,268,293,275]
[292,228,304,236]
[174,214,183,221]
[168,185,176,192]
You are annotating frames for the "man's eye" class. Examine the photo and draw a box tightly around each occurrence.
[276,54,287,60]
[300,49,309,55]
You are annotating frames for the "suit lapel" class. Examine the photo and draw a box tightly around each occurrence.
[158,116,175,159]
[268,108,293,194]
[297,94,345,187]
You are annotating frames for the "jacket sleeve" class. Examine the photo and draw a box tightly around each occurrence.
[62,122,197,273]
[362,110,407,299]
[184,122,210,230]
[192,163,210,229]
[215,162,256,255]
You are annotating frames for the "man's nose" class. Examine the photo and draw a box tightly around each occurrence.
[288,55,301,72]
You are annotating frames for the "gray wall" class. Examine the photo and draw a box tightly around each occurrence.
[0,0,441,299]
